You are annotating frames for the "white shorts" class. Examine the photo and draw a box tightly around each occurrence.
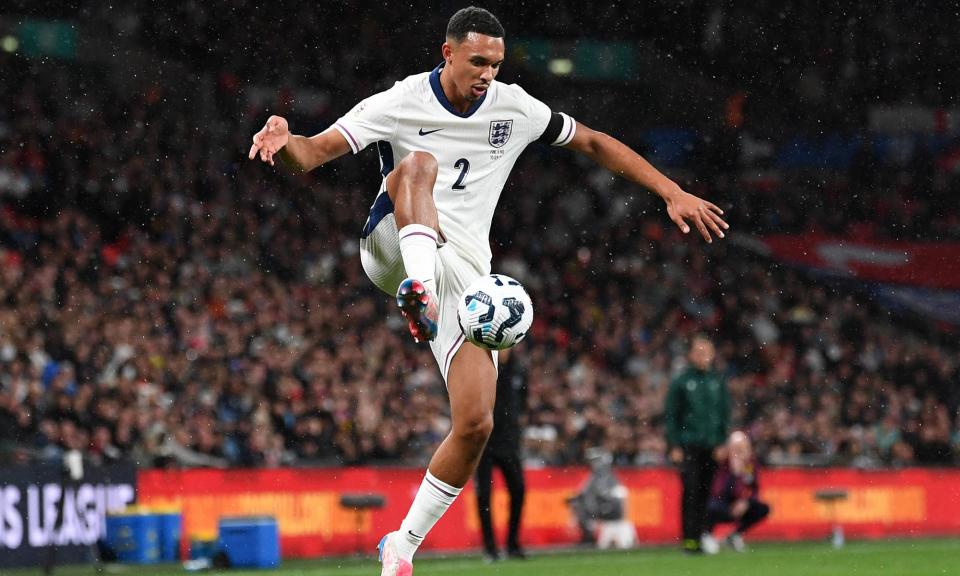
[359,194,495,382]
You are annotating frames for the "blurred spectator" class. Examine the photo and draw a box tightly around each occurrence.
[701,431,771,554]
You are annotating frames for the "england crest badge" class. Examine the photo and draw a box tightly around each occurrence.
[489,120,513,148]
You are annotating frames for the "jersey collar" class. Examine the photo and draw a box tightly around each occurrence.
[429,62,487,118]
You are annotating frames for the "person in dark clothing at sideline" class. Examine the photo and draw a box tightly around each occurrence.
[701,431,770,553]
[665,334,730,554]
[475,348,527,562]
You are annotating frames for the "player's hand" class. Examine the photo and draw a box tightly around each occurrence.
[248,115,290,166]
[661,183,729,243]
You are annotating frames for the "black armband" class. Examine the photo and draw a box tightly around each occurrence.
[537,112,577,146]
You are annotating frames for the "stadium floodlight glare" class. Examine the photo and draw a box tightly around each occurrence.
[1,35,18,53]
[548,58,573,75]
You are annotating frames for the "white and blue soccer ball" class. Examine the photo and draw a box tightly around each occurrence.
[457,274,533,350]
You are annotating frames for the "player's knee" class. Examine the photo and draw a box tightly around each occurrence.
[454,412,494,445]
[400,152,439,180]
[397,151,438,181]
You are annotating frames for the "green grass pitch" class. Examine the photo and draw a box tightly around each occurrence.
[6,539,958,576]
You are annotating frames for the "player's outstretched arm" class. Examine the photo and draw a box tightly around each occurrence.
[564,122,728,243]
[248,115,352,172]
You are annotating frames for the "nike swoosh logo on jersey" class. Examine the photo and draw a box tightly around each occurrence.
[418,127,443,136]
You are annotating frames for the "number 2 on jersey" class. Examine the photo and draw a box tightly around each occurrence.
[452,158,470,190]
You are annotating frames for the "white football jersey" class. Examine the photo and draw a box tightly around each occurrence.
[334,63,576,276]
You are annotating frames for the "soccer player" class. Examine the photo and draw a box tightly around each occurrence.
[249,7,728,575]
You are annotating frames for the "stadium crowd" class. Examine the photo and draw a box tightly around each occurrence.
[118,0,960,129]
[1,4,959,471]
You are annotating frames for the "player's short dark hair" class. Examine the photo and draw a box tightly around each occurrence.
[446,6,504,42]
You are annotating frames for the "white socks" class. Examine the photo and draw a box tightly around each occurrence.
[394,227,448,560]
[398,224,438,291]
[396,470,462,562]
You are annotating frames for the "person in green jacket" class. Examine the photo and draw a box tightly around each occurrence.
[665,334,730,554]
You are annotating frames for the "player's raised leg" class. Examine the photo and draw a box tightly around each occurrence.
[386,151,441,342]
[379,344,497,575]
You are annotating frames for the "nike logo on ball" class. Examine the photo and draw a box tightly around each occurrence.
[418,128,443,136]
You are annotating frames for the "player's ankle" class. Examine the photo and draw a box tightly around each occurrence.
[395,531,419,562]
[398,224,438,289]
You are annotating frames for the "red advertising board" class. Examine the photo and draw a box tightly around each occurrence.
[749,235,960,289]
[137,467,960,558]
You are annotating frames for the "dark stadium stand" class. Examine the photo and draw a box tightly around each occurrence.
[0,3,958,472]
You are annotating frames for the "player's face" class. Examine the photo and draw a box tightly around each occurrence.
[443,32,505,102]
